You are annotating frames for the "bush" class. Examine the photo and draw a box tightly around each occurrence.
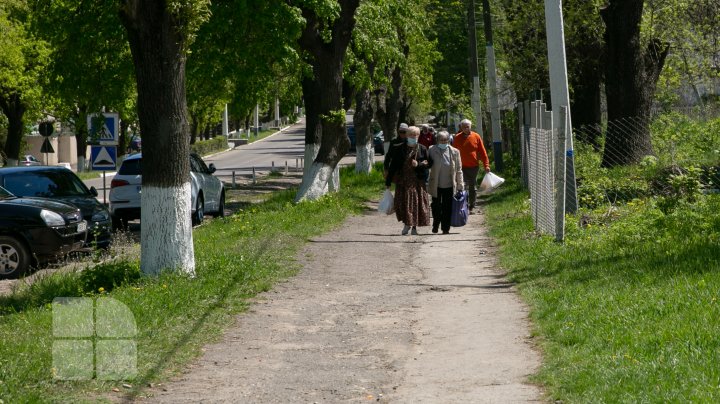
[191,136,228,156]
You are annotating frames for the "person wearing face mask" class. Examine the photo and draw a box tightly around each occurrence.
[385,125,430,235]
[427,131,464,234]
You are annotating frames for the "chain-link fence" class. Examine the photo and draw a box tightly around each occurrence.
[573,113,720,210]
[519,100,575,241]
[519,98,720,240]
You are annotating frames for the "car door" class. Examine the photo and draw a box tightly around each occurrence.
[190,154,220,212]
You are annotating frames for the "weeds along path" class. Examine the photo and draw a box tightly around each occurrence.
[141,202,542,403]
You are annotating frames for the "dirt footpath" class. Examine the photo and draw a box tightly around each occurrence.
[142,203,542,403]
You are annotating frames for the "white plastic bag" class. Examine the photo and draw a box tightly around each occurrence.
[479,171,505,194]
[378,189,395,215]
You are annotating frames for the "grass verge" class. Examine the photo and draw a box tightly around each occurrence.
[483,177,720,402]
[0,164,384,402]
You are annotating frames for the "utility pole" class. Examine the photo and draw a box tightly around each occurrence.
[467,0,483,135]
[254,103,259,138]
[222,104,229,138]
[482,0,504,172]
[544,0,577,213]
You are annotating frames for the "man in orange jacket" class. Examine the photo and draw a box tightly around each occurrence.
[454,119,491,213]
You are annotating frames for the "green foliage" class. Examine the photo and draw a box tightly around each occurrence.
[0,0,51,141]
[575,113,720,210]
[485,177,720,402]
[189,136,228,156]
[651,112,720,166]
[79,261,141,294]
[187,0,302,134]
[319,109,346,125]
[30,0,136,125]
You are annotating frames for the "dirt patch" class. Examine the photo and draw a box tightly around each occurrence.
[133,197,542,402]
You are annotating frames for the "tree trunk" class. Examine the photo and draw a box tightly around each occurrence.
[354,89,375,174]
[571,74,602,149]
[294,0,360,202]
[73,105,89,171]
[0,92,26,165]
[120,0,195,276]
[374,65,403,143]
[119,118,129,159]
[600,0,669,167]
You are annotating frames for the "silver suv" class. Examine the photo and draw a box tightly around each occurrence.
[109,153,225,228]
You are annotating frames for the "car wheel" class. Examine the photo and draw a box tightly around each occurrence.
[212,191,225,218]
[192,194,204,225]
[0,236,30,279]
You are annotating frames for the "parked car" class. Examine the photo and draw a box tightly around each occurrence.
[109,153,225,228]
[0,186,87,279]
[347,126,385,155]
[0,166,112,248]
[20,155,42,166]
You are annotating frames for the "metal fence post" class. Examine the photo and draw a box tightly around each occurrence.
[555,107,568,242]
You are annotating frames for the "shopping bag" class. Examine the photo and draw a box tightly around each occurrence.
[479,171,505,195]
[378,189,395,215]
[451,190,469,227]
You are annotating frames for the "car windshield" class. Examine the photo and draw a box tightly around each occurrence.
[0,186,14,199]
[2,170,90,198]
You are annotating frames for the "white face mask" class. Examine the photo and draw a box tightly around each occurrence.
[437,143,448,150]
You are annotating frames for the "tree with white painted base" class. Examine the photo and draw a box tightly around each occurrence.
[291,0,360,202]
[120,0,209,276]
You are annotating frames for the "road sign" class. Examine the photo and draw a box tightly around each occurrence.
[90,145,117,171]
[39,122,54,137]
[87,113,119,146]
[41,138,55,153]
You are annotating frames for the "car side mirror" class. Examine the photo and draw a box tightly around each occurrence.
[208,163,216,174]
[90,186,98,197]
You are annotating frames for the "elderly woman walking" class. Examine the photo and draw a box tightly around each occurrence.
[428,131,464,234]
[385,125,431,235]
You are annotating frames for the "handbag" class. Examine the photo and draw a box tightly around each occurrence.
[378,189,395,215]
[451,190,469,227]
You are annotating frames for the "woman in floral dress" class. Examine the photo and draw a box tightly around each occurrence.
[384,126,431,235]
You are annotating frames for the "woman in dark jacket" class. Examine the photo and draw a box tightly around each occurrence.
[385,126,431,235]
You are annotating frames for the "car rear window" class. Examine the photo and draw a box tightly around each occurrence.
[119,158,142,175]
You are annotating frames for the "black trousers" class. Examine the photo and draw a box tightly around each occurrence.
[431,187,454,232]
[462,166,480,210]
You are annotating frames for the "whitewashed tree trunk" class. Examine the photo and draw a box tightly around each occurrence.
[328,164,340,192]
[140,183,195,276]
[355,143,374,174]
[295,162,335,202]
[302,143,321,179]
[77,156,86,172]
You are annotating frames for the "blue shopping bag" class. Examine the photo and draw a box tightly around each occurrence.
[451,190,469,227]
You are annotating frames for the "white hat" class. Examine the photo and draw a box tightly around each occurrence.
[398,123,409,131]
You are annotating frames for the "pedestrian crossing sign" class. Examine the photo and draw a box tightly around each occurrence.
[87,113,119,145]
[91,145,117,171]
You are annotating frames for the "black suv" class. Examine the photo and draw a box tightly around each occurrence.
[0,166,112,248]
[0,186,87,279]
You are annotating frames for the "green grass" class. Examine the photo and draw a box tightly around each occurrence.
[0,164,384,402]
[483,178,720,403]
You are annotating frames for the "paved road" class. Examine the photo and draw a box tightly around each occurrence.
[85,117,378,203]
[84,120,309,203]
